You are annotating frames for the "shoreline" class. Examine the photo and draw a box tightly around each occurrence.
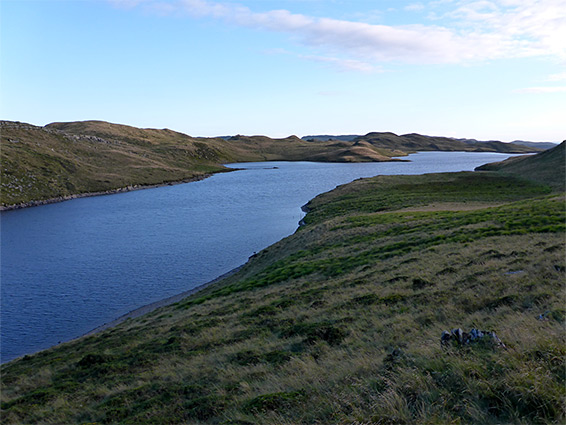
[82,265,244,337]
[0,172,226,212]
[2,264,246,364]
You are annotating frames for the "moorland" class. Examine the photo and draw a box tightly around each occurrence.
[1,137,564,424]
[0,120,540,209]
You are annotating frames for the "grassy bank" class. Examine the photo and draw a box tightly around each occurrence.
[0,120,396,208]
[1,120,540,208]
[1,145,564,424]
[0,121,231,208]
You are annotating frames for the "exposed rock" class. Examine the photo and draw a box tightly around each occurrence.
[441,327,506,348]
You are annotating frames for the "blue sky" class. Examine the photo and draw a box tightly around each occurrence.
[2,0,565,142]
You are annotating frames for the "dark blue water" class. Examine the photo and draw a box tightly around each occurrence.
[1,152,519,362]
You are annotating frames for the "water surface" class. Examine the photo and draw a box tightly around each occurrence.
[1,152,519,362]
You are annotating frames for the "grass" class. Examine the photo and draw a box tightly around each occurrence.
[1,152,565,423]
[1,120,543,208]
[0,121,232,207]
[1,120,402,207]
[477,141,565,191]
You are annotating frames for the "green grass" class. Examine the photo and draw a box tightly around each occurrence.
[301,172,552,225]
[477,142,565,191]
[0,121,233,207]
[1,120,544,208]
[1,159,565,424]
[1,120,402,207]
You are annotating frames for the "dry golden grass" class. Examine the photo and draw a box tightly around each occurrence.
[1,168,564,424]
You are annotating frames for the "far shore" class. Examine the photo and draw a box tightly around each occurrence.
[0,157,413,212]
[0,172,227,212]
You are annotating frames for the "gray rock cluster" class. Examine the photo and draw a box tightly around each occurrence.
[441,328,506,348]
[63,133,117,145]
[1,120,117,145]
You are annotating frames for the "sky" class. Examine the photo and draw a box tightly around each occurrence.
[1,0,565,142]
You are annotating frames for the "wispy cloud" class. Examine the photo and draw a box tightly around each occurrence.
[405,3,426,12]
[109,0,150,8]
[299,55,381,73]
[514,86,566,94]
[442,0,566,59]
[116,0,566,69]
[545,72,566,82]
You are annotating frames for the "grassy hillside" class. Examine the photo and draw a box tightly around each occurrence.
[303,135,556,151]
[2,148,564,424]
[302,135,360,142]
[0,121,406,208]
[0,121,233,208]
[1,120,542,208]
[355,132,540,154]
[510,141,558,150]
[476,142,565,190]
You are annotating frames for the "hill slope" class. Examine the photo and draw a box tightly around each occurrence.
[476,141,565,190]
[510,141,558,150]
[303,135,556,151]
[1,121,406,208]
[0,121,233,208]
[302,134,360,142]
[2,147,564,424]
[1,121,543,209]
[354,132,539,153]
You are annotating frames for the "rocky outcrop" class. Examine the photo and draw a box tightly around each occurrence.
[441,328,506,348]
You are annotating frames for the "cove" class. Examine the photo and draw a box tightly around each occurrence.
[0,152,519,362]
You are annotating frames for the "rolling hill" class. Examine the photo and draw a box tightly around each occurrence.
[1,120,543,209]
[352,132,540,153]
[476,141,565,190]
[303,133,555,151]
[1,138,564,424]
[1,121,404,208]
[0,121,233,208]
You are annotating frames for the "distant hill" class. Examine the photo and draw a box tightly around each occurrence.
[0,121,234,208]
[353,132,540,153]
[0,121,403,208]
[456,138,557,150]
[301,135,359,142]
[510,140,558,150]
[304,133,552,151]
[0,120,547,209]
[476,141,565,190]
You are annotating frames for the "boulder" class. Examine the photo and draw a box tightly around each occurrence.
[441,327,506,349]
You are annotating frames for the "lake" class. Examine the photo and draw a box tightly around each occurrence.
[0,152,520,362]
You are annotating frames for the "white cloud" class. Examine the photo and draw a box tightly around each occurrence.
[448,1,499,21]
[546,72,566,82]
[299,55,381,73]
[108,0,152,8]
[514,86,566,93]
[405,3,426,12]
[444,0,566,59]
[118,0,566,68]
